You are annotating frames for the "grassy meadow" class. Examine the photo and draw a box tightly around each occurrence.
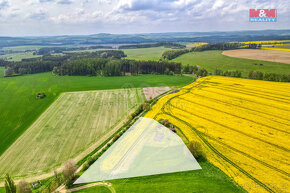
[0,72,193,158]
[0,88,145,178]
[123,47,171,61]
[173,50,290,76]
[74,162,245,193]
[74,186,111,193]
[0,52,41,61]
[0,67,4,77]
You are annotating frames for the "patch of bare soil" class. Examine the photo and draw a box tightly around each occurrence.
[222,49,290,64]
[143,87,171,100]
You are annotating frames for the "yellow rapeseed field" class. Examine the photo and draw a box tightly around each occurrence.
[145,76,290,193]
[243,40,290,45]
[241,40,290,51]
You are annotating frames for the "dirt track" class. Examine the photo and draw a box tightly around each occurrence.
[222,49,290,64]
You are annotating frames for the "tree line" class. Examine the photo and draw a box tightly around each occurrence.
[36,45,113,55]
[182,65,289,82]
[162,43,241,60]
[53,58,181,76]
[118,42,185,49]
[3,50,127,77]
[248,70,290,82]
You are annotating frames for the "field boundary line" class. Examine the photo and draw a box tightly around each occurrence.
[186,92,290,126]
[170,104,290,153]
[215,84,290,103]
[178,97,290,134]
[197,88,290,112]
[64,182,115,193]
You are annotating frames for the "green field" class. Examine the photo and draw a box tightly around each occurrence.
[123,47,171,61]
[0,67,4,77]
[0,72,192,158]
[74,162,245,193]
[0,88,145,178]
[173,50,290,76]
[74,186,111,193]
[0,52,41,61]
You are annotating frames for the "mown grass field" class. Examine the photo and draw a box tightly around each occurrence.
[74,186,110,193]
[0,52,41,61]
[173,50,290,76]
[0,72,193,158]
[0,88,145,178]
[145,76,290,193]
[74,162,245,193]
[0,67,4,77]
[123,47,171,61]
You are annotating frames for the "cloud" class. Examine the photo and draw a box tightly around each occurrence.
[116,0,181,12]
[57,0,72,4]
[29,11,47,20]
[0,0,289,36]
[39,0,54,3]
[0,0,8,10]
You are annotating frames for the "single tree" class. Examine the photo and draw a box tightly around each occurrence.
[187,141,205,161]
[5,174,16,193]
[17,181,32,193]
[63,160,76,185]
[4,67,14,77]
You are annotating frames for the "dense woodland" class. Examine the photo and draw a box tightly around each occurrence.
[53,58,181,76]
[4,50,127,76]
[3,49,181,77]
[0,59,9,66]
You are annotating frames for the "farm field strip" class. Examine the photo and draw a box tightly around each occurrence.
[209,84,290,104]
[199,87,290,113]
[145,76,290,193]
[184,90,290,127]
[0,88,145,179]
[167,102,289,153]
[177,96,289,134]
[123,47,172,61]
[0,73,193,159]
[173,50,290,77]
[222,49,290,64]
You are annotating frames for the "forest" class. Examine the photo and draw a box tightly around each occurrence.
[3,49,181,77]
[3,50,127,76]
[53,58,181,76]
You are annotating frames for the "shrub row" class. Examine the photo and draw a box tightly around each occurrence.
[214,69,242,77]
[248,71,290,82]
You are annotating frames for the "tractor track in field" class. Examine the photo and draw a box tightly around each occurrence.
[153,78,277,193]
[195,88,290,113]
[185,92,290,127]
[213,84,290,104]
[210,78,290,96]
[196,130,290,178]
[168,104,290,153]
[177,97,290,135]
[161,112,275,193]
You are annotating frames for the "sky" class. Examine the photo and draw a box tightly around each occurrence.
[0,0,289,36]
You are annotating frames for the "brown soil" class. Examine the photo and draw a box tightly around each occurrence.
[222,49,290,64]
[143,87,171,100]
